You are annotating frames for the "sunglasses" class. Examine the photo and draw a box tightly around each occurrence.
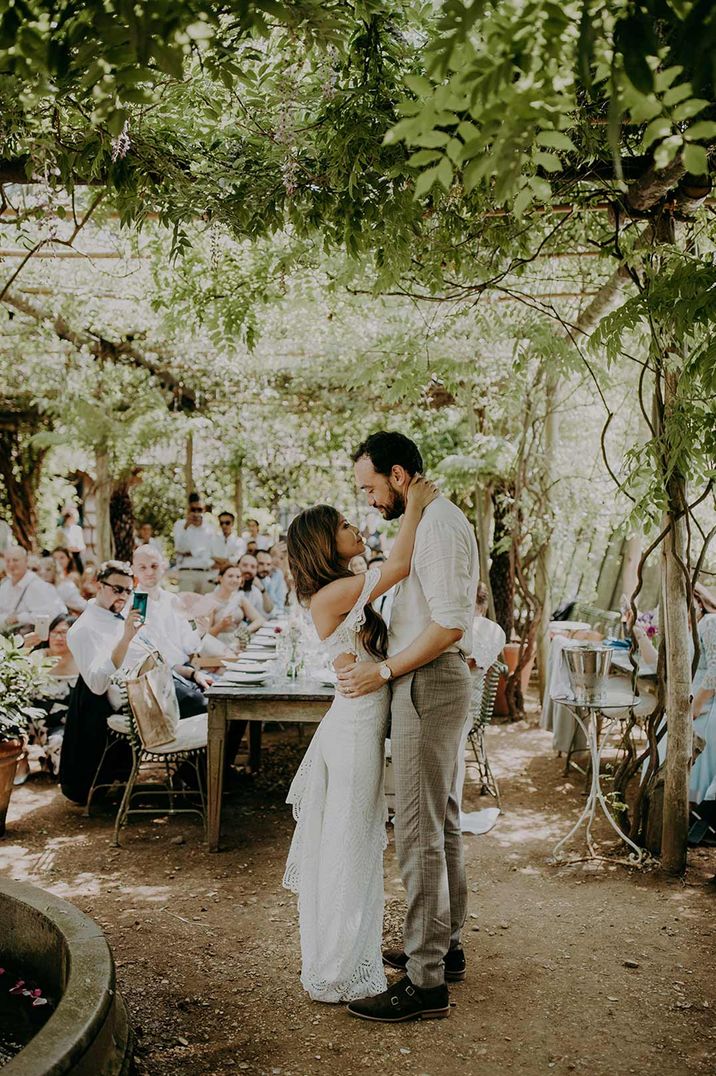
[101,581,133,596]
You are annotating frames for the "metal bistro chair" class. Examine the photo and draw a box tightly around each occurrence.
[466,660,506,807]
[111,703,208,847]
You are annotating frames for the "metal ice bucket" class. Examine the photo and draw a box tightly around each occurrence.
[562,642,613,705]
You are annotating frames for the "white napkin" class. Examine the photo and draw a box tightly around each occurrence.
[549,635,575,700]
[460,807,501,835]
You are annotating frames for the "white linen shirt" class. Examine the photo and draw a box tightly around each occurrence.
[173,522,215,569]
[139,588,201,668]
[0,571,67,628]
[67,599,149,703]
[56,578,87,613]
[242,583,266,617]
[67,595,196,706]
[387,497,479,658]
[211,532,246,564]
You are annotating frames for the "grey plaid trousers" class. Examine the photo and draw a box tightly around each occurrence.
[390,651,473,988]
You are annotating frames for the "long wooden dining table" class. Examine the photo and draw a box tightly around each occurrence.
[206,677,334,851]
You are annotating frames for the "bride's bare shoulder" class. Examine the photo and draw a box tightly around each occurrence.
[310,575,365,637]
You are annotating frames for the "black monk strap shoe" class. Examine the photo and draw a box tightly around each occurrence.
[382,946,466,982]
[347,977,450,1022]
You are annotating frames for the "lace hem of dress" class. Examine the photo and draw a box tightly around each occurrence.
[301,960,388,1003]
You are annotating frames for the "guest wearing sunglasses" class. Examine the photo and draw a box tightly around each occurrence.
[60,560,145,804]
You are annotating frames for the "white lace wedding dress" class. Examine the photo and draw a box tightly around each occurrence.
[282,566,390,1003]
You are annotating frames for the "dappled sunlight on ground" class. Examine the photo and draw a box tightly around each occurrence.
[1,709,715,1075]
[485,804,566,849]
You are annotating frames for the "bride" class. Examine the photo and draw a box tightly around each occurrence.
[282,477,437,1003]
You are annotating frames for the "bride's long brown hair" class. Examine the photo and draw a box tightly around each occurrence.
[287,504,387,660]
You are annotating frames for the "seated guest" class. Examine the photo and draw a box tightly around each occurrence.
[52,546,81,586]
[244,517,272,551]
[173,499,216,593]
[132,544,211,710]
[134,521,163,554]
[272,540,294,602]
[36,556,87,614]
[60,559,206,804]
[0,546,67,634]
[16,614,78,782]
[79,561,100,600]
[198,564,265,647]
[257,549,286,616]
[238,553,273,616]
[211,510,246,571]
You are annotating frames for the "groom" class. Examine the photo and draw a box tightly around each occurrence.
[338,431,478,1022]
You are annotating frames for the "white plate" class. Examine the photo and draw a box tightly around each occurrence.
[223,658,271,667]
[223,672,267,685]
[242,650,274,659]
[257,627,280,637]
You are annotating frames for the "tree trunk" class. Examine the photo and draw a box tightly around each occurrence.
[466,403,496,618]
[660,394,692,873]
[234,464,244,527]
[475,488,495,617]
[615,534,642,611]
[0,423,47,551]
[94,447,113,562]
[535,366,558,701]
[489,482,515,639]
[184,432,194,499]
[110,481,136,562]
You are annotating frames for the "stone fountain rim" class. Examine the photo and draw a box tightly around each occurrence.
[0,876,132,1075]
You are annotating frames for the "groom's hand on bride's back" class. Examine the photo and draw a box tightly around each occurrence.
[336,660,384,697]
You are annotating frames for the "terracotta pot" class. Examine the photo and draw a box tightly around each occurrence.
[495,642,536,717]
[0,738,24,837]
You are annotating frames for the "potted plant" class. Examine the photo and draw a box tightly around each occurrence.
[0,635,47,836]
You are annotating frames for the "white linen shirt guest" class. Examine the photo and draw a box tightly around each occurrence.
[56,578,87,614]
[140,588,201,668]
[211,531,246,565]
[174,522,215,568]
[0,570,67,629]
[387,496,479,658]
[67,599,149,706]
[243,583,266,617]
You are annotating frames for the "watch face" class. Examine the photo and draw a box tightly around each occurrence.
[380,664,391,680]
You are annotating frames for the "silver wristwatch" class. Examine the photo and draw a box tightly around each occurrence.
[378,661,393,682]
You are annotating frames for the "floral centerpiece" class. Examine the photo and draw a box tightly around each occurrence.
[283,615,304,679]
[0,635,48,836]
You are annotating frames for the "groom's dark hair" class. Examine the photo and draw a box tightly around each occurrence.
[351,431,423,476]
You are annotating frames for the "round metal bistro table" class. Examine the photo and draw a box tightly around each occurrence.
[550,692,648,866]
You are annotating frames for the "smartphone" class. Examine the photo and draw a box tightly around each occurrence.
[34,614,51,642]
[132,592,149,621]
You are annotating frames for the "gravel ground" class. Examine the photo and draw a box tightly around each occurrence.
[2,710,715,1076]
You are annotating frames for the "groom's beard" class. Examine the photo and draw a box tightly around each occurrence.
[382,489,406,521]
